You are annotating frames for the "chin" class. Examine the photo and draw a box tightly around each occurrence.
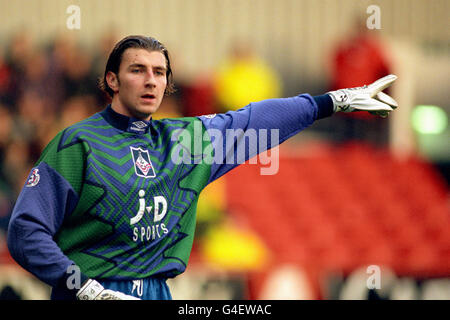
[134,104,160,118]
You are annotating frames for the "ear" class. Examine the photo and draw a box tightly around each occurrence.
[106,71,119,93]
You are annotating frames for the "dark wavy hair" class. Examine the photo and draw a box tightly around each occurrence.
[98,35,175,97]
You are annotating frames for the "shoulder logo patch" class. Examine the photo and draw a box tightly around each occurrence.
[26,168,40,187]
[130,147,156,178]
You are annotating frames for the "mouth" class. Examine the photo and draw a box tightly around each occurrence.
[140,94,156,102]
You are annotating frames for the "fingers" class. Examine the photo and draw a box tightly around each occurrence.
[356,97,395,111]
[376,92,398,108]
[369,74,398,95]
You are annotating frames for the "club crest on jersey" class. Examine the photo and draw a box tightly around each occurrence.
[26,168,40,187]
[130,147,156,178]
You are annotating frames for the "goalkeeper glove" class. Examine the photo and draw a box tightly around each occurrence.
[76,279,140,300]
[328,74,398,117]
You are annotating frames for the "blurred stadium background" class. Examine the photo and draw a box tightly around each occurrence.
[0,0,448,300]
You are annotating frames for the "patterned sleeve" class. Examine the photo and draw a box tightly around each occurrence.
[7,130,88,288]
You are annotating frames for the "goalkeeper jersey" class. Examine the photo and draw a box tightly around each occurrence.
[7,94,333,290]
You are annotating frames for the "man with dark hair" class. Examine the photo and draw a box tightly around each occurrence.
[98,35,176,98]
[7,35,398,300]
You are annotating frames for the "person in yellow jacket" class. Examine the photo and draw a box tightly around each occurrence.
[214,43,282,112]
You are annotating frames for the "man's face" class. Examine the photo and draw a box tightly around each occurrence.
[108,48,167,120]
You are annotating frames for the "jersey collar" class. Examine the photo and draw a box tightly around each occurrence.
[101,105,152,134]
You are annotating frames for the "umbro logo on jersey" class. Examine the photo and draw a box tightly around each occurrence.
[130,147,156,178]
[133,121,147,129]
[129,121,148,133]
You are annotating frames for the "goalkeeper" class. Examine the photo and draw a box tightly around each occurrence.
[7,35,397,300]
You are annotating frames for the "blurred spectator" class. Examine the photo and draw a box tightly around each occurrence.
[92,29,121,77]
[0,105,15,232]
[15,90,48,150]
[163,47,217,117]
[330,19,391,91]
[59,95,97,129]
[2,137,33,196]
[178,75,217,117]
[45,33,105,109]
[0,189,13,233]
[45,33,80,109]
[25,94,98,152]
[329,18,392,146]
[0,105,13,155]
[213,42,282,111]
[3,31,34,106]
[20,50,51,100]
[91,29,122,108]
[0,51,13,106]
[61,47,99,100]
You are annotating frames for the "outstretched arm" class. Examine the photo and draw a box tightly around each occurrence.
[199,74,398,184]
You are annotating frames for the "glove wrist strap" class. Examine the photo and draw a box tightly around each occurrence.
[327,91,347,112]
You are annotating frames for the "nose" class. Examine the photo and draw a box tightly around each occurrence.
[144,71,157,88]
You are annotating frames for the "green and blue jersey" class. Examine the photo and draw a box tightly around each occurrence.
[7,94,333,298]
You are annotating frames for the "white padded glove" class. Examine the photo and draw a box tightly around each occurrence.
[328,74,398,117]
[76,279,141,300]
